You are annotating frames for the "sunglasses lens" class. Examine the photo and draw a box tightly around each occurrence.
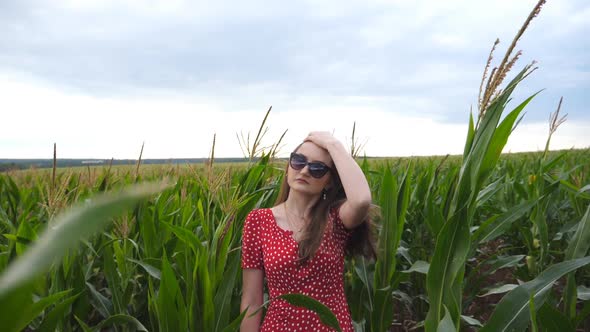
[289,153,330,178]
[289,153,307,170]
[308,163,329,178]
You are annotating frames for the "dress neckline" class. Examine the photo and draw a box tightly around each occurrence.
[267,208,303,244]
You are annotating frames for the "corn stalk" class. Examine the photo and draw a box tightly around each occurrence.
[425,64,539,331]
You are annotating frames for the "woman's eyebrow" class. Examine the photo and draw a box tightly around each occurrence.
[310,159,330,165]
[297,152,329,164]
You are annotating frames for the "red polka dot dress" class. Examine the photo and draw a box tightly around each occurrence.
[241,207,354,331]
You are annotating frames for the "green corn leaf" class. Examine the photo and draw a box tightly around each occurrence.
[222,309,248,332]
[565,205,590,260]
[541,150,569,173]
[103,244,124,314]
[460,315,483,327]
[481,256,590,332]
[463,111,475,159]
[473,199,538,244]
[375,166,397,289]
[15,217,37,256]
[478,284,519,297]
[402,260,429,274]
[127,257,161,280]
[137,201,159,259]
[438,306,456,332]
[425,210,470,331]
[529,293,538,332]
[564,204,590,318]
[370,286,394,332]
[478,93,538,186]
[196,250,215,331]
[532,201,550,266]
[279,293,342,332]
[476,178,504,207]
[74,315,93,332]
[0,285,71,332]
[37,292,82,332]
[92,314,149,331]
[426,65,539,332]
[0,181,171,299]
[0,199,16,233]
[564,274,577,319]
[537,303,574,332]
[213,251,241,332]
[574,300,590,327]
[157,252,188,332]
[353,257,373,311]
[85,282,113,319]
[161,220,203,254]
[423,164,446,237]
[485,255,526,274]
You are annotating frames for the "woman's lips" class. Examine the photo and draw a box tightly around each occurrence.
[295,178,309,184]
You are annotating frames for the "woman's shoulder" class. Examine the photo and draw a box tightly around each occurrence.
[245,208,275,225]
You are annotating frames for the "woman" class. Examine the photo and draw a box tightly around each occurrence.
[240,131,375,331]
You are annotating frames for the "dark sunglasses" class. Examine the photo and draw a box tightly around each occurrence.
[289,152,332,178]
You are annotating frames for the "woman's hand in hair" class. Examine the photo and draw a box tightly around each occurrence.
[306,131,371,229]
[304,131,340,151]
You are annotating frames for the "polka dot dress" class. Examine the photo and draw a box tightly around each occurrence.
[241,207,354,332]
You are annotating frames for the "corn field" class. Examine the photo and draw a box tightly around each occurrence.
[2,1,590,331]
[1,135,589,331]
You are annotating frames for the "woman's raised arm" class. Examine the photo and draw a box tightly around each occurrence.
[304,132,372,229]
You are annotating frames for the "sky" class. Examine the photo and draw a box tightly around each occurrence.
[1,0,589,159]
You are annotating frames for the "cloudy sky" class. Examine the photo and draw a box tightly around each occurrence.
[1,0,589,159]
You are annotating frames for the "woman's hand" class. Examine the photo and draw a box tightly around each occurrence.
[304,131,341,151]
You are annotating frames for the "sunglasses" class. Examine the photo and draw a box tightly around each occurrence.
[289,152,332,178]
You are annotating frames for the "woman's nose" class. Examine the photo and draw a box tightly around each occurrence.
[299,165,311,175]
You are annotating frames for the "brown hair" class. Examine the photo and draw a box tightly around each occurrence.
[274,144,377,264]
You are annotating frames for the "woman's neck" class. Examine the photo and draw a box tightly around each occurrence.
[284,192,317,219]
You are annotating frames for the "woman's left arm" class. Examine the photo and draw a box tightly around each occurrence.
[305,132,372,229]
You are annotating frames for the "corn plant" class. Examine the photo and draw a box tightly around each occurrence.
[0,181,170,332]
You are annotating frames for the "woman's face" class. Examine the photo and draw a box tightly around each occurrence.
[287,141,333,196]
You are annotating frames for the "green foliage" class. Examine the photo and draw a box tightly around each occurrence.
[0,147,589,331]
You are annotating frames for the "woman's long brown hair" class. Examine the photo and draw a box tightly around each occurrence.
[274,145,377,264]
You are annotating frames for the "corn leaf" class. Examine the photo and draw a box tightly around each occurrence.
[564,204,590,318]
[279,293,342,332]
[0,285,71,332]
[438,306,456,332]
[37,292,82,332]
[473,199,538,244]
[213,251,241,332]
[0,181,171,298]
[537,303,574,332]
[91,314,149,331]
[481,256,590,332]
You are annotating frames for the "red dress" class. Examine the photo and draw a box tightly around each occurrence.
[241,208,354,331]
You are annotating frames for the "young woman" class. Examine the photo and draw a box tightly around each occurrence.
[240,131,375,331]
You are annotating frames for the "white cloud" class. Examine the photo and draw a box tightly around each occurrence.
[2,77,587,159]
[1,0,588,159]
[505,121,590,153]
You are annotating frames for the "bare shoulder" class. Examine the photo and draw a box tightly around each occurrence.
[269,205,281,217]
